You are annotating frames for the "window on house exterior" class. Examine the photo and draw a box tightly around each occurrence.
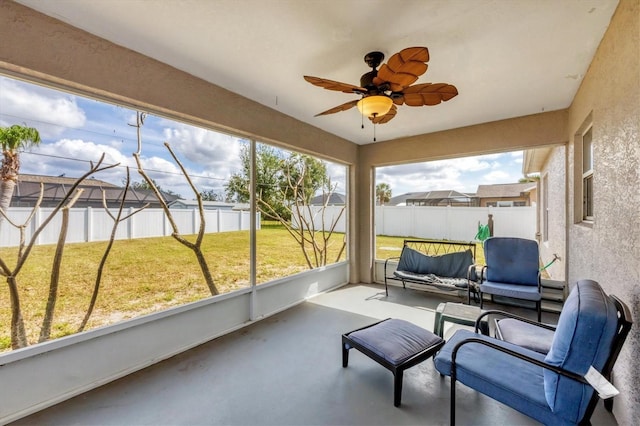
[497,201,513,207]
[514,201,526,207]
[486,202,497,207]
[582,126,594,221]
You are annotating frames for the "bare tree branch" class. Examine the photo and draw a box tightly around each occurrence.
[78,167,148,332]
[131,112,218,295]
[39,189,83,342]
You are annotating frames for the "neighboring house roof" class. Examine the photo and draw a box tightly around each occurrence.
[388,192,428,205]
[475,182,536,198]
[12,174,179,208]
[19,173,118,187]
[310,193,346,205]
[389,190,473,206]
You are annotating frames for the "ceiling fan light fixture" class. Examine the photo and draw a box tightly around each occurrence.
[357,95,393,118]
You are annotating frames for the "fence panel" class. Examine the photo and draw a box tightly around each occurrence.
[375,206,536,241]
[0,207,258,247]
[292,206,347,233]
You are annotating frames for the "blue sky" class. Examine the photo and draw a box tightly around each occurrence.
[0,75,523,199]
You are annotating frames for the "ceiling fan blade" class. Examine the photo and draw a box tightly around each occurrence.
[304,76,366,94]
[314,99,359,116]
[369,104,397,124]
[399,83,459,106]
[373,47,429,91]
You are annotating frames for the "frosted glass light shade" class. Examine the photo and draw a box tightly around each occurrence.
[357,95,393,118]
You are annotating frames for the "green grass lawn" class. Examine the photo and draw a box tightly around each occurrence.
[0,226,482,350]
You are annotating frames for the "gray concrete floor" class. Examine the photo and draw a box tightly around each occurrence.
[13,284,618,425]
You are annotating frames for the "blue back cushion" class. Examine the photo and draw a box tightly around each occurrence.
[396,246,473,279]
[543,280,619,422]
[484,237,539,285]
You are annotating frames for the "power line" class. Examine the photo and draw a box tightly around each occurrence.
[0,112,157,147]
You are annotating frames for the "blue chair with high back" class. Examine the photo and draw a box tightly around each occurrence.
[434,279,633,425]
[477,237,542,321]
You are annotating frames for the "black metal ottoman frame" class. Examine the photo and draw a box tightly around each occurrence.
[342,318,445,407]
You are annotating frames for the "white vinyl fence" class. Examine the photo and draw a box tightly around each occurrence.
[296,205,536,241]
[376,205,536,241]
[0,207,259,247]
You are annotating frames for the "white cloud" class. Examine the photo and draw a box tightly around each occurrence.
[163,124,243,173]
[376,151,524,196]
[20,138,204,197]
[0,77,86,138]
[482,170,510,182]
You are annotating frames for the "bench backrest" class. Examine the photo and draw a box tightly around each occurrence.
[402,239,476,259]
[543,279,631,423]
[483,237,539,285]
[397,240,475,279]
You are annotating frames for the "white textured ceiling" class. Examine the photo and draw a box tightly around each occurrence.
[17,0,618,145]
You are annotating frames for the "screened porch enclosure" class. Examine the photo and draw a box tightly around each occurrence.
[11,284,617,426]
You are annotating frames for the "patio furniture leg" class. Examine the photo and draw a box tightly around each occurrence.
[604,397,613,412]
[342,343,350,367]
[450,376,456,426]
[393,370,403,407]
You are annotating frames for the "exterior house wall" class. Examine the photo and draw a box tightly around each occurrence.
[539,146,566,282]
[478,195,530,207]
[565,1,639,424]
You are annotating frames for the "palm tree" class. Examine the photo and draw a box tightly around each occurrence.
[0,124,42,220]
[376,182,392,205]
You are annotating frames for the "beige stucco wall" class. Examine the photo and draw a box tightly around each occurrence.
[566,1,640,424]
[539,146,567,282]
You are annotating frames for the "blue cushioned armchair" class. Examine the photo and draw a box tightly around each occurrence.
[478,237,542,321]
[434,279,632,425]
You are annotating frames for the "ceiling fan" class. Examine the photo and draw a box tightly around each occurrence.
[304,47,458,125]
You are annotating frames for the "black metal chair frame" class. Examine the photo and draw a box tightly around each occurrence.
[448,295,632,425]
[342,318,445,407]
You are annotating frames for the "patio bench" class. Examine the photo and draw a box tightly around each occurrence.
[384,239,478,302]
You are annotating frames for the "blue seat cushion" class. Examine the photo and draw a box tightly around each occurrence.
[480,281,542,301]
[347,319,441,366]
[434,329,568,425]
[484,237,539,284]
[543,280,618,422]
[496,318,555,354]
[396,247,473,279]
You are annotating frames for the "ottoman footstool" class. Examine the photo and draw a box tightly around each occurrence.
[342,318,445,407]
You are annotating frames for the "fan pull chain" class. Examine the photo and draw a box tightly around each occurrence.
[361,112,364,129]
[374,122,377,142]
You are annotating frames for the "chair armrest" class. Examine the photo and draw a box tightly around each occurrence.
[474,310,556,333]
[450,337,588,385]
[480,265,488,282]
[384,257,401,285]
[384,256,401,273]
